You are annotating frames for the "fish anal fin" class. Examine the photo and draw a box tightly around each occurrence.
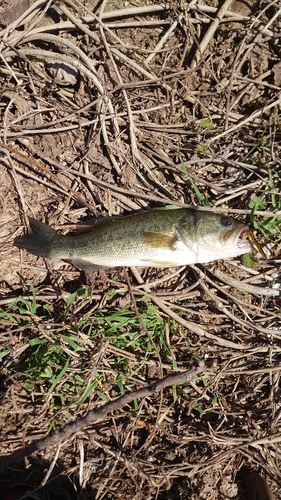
[141,260,179,268]
[64,259,110,271]
[141,232,175,249]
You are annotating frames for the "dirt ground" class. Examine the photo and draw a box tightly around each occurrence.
[0,0,281,499]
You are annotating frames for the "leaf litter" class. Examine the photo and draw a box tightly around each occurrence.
[0,0,281,499]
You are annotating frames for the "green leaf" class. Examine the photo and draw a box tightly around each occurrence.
[249,196,267,211]
[197,143,209,153]
[242,253,259,268]
[27,281,37,314]
[0,348,10,359]
[45,359,70,400]
[199,119,214,130]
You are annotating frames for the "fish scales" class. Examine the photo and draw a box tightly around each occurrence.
[49,209,188,269]
[14,208,252,270]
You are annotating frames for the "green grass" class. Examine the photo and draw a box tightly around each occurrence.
[0,281,215,418]
[248,159,281,253]
[179,157,211,207]
[237,143,280,263]
[0,283,182,413]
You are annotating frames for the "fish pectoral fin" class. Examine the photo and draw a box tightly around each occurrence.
[141,232,175,249]
[64,259,110,271]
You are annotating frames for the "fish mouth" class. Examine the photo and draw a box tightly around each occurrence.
[223,225,252,251]
[236,227,252,250]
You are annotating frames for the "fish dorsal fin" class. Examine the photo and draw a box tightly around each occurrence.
[74,215,124,234]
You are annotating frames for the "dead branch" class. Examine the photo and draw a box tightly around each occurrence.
[0,363,206,470]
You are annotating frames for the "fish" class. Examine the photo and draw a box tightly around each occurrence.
[14,208,252,271]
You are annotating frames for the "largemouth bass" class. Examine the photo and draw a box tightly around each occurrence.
[14,209,252,270]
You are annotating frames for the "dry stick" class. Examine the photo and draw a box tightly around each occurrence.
[0,2,168,41]
[3,0,54,48]
[193,3,274,35]
[0,363,205,470]
[208,94,281,144]
[0,67,200,134]
[4,48,102,89]
[225,365,281,376]
[4,18,116,157]
[65,167,281,217]
[211,268,280,298]
[135,270,280,351]
[190,265,280,338]
[224,43,243,130]
[100,4,168,21]
[97,23,166,190]
[123,268,165,449]
[97,23,139,161]
[53,1,120,139]
[0,0,51,40]
[6,3,170,165]
[2,98,29,226]
[3,155,28,226]
[129,267,248,351]
[150,295,248,350]
[13,33,121,176]
[0,104,170,137]
[6,4,253,41]
[19,33,100,80]
[188,431,281,477]
[237,75,281,92]
[0,4,41,82]
[164,292,278,328]
[56,0,163,84]
[0,51,22,84]
[145,14,183,65]
[224,2,281,128]
[2,143,281,218]
[105,20,172,29]
[11,4,168,43]
[110,47,163,83]
[213,180,263,206]
[0,143,96,214]
[191,0,234,68]
[235,3,281,76]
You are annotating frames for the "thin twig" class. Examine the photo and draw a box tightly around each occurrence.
[191,0,234,68]
[145,14,182,65]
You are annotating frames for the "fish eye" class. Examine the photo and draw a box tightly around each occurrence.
[221,216,233,228]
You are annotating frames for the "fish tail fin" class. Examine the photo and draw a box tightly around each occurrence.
[14,218,56,258]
